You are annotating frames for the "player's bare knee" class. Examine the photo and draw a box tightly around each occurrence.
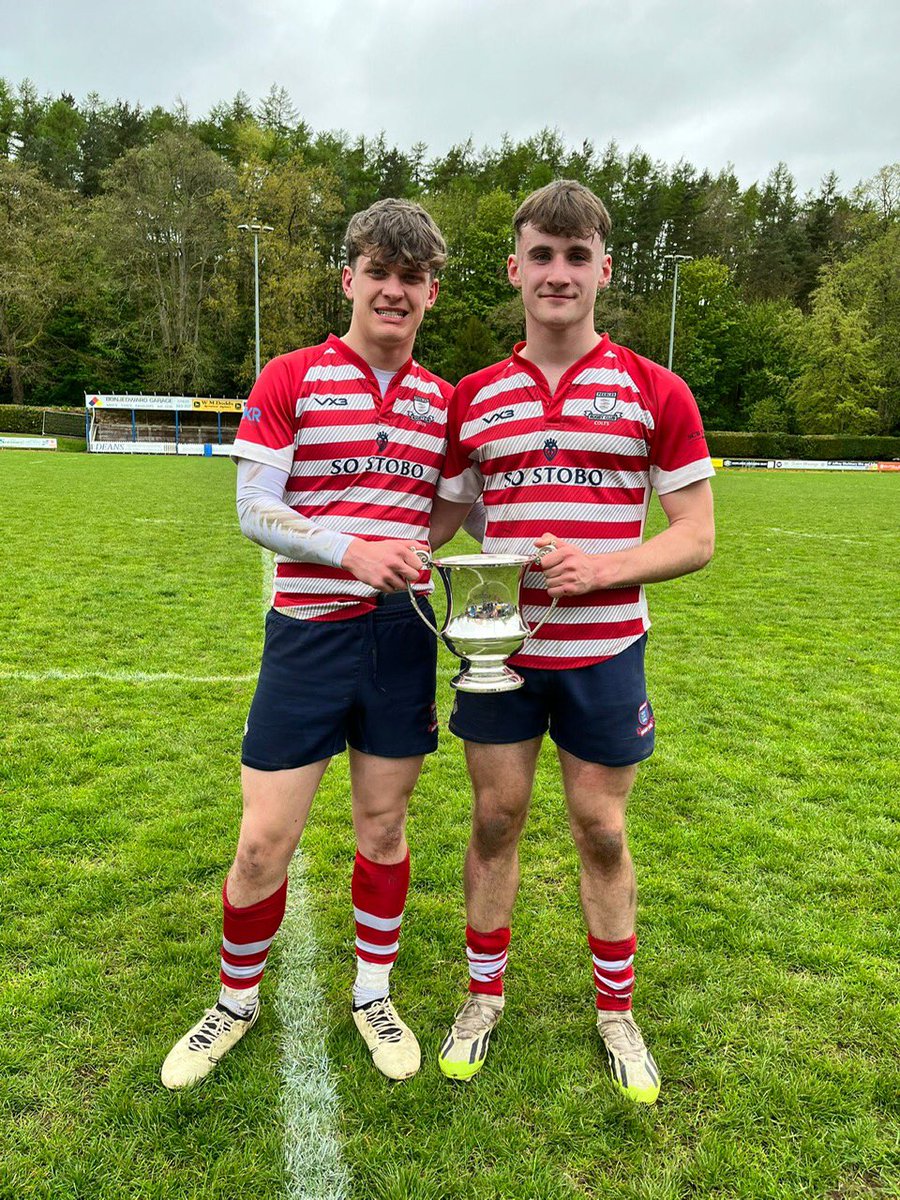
[359,817,406,862]
[472,809,524,859]
[233,836,291,887]
[577,822,626,874]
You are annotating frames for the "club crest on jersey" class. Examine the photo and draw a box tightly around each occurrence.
[375,429,389,454]
[407,395,435,424]
[585,389,621,422]
[543,438,558,461]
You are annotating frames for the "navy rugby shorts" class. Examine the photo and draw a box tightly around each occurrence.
[449,633,655,767]
[242,592,439,770]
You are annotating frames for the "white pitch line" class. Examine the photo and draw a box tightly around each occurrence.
[263,546,349,1200]
[0,670,256,683]
[278,854,351,1200]
[766,527,873,545]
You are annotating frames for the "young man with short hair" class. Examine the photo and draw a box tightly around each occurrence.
[162,198,451,1088]
[429,180,715,1103]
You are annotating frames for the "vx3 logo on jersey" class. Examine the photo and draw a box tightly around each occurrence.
[584,389,621,422]
[482,408,514,426]
[313,396,348,406]
[375,430,390,454]
[543,438,558,462]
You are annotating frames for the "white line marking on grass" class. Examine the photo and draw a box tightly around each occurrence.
[0,670,256,683]
[766,527,872,545]
[262,546,349,1199]
[279,853,351,1200]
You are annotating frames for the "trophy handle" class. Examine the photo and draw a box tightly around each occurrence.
[523,545,559,637]
[405,549,449,637]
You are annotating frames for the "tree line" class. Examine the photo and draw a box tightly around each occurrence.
[1,80,898,435]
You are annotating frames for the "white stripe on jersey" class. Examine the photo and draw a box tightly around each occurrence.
[522,601,645,626]
[518,633,640,660]
[560,397,655,429]
[477,429,649,460]
[571,366,637,388]
[312,515,428,538]
[485,536,641,556]
[460,398,544,441]
[302,362,364,382]
[286,487,432,513]
[470,371,535,404]
[273,573,375,595]
[398,374,443,395]
[289,422,446,452]
[488,501,646,524]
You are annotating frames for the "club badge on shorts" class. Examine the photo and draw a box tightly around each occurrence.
[637,700,655,736]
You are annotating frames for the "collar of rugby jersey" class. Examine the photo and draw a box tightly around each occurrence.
[511,333,613,426]
[326,333,413,418]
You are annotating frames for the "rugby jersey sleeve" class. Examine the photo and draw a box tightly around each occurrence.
[646,372,715,495]
[435,381,485,503]
[232,354,298,471]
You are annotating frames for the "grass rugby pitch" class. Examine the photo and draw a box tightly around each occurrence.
[0,453,897,1200]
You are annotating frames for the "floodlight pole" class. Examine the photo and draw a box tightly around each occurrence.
[238,220,274,378]
[664,254,693,372]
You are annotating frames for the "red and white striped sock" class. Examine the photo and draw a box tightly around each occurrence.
[218,876,287,1013]
[589,932,637,1012]
[351,849,410,1006]
[466,924,510,997]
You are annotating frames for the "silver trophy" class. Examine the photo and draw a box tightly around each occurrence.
[407,549,558,692]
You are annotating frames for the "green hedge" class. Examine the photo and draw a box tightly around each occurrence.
[0,405,44,435]
[707,432,900,461]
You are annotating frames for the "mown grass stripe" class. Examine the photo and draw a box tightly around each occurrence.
[259,547,349,1199]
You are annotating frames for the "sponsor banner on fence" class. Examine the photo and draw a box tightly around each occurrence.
[722,458,774,469]
[0,436,57,450]
[877,461,900,472]
[773,459,875,472]
[191,399,244,412]
[721,458,880,472]
[90,440,234,456]
[85,393,245,412]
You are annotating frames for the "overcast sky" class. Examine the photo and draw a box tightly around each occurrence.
[3,0,898,194]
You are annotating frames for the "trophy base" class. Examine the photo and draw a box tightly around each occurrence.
[451,665,524,693]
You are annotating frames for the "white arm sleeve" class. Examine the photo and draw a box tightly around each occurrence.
[235,458,354,568]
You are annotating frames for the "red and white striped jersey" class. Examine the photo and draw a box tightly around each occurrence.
[233,335,451,620]
[437,336,714,668]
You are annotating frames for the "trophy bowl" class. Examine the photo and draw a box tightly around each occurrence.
[407,549,557,692]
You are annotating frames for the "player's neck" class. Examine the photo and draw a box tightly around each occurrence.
[340,329,413,374]
[518,323,602,393]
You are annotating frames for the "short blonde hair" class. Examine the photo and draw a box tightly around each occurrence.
[514,180,612,244]
[344,199,447,274]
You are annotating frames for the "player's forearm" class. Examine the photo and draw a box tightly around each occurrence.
[593,520,714,589]
[235,458,352,567]
[429,496,477,551]
[237,495,353,567]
